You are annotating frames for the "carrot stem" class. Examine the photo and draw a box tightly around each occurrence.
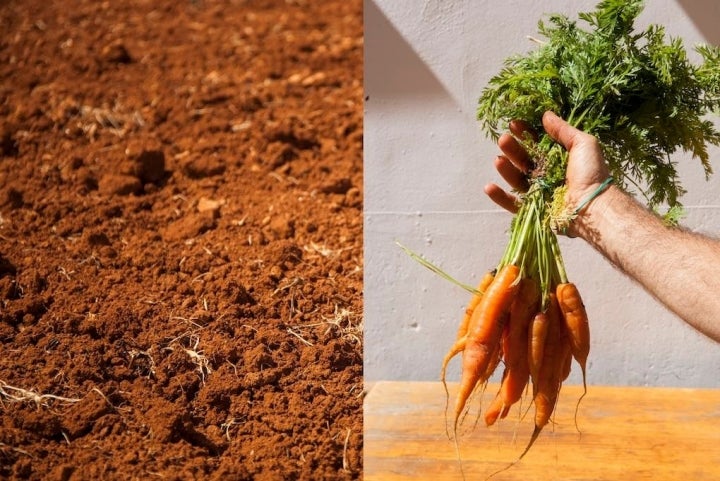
[550,232,568,285]
[396,242,481,296]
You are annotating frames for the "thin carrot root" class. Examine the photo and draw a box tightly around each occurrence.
[441,337,467,392]
[441,337,467,439]
[460,380,490,435]
[572,363,588,434]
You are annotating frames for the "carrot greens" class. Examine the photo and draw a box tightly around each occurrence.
[478,0,720,213]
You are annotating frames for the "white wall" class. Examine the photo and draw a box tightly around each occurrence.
[364,0,720,387]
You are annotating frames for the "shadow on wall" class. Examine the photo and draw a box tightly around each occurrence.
[364,0,454,104]
[676,0,720,46]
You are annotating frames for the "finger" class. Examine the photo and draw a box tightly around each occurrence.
[498,133,532,173]
[509,119,537,142]
[494,155,529,192]
[542,111,586,150]
[484,183,520,214]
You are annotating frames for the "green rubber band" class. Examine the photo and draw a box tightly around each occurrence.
[535,178,553,191]
[573,176,614,215]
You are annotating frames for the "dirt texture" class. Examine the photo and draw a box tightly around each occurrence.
[0,1,363,479]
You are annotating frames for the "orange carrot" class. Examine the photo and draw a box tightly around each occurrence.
[557,282,591,431]
[556,282,590,391]
[478,318,510,427]
[499,278,539,408]
[519,293,567,460]
[456,270,496,340]
[534,295,564,425]
[561,344,573,381]
[453,264,519,429]
[484,312,508,380]
[485,278,539,428]
[527,310,548,392]
[440,270,496,390]
[484,393,508,427]
[441,337,466,385]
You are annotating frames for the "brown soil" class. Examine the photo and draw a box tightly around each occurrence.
[0,1,363,480]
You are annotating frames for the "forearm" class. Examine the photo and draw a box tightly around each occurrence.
[576,185,720,342]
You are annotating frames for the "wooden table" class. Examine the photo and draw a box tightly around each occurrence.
[365,381,720,480]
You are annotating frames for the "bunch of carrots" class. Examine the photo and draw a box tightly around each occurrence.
[439,182,589,462]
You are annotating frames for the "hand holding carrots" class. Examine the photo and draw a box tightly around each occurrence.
[484,112,612,238]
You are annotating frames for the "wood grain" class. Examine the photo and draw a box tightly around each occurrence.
[364,381,720,480]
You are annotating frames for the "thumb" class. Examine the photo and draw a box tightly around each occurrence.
[542,111,585,150]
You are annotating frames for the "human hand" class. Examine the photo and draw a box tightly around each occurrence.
[484,111,612,232]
